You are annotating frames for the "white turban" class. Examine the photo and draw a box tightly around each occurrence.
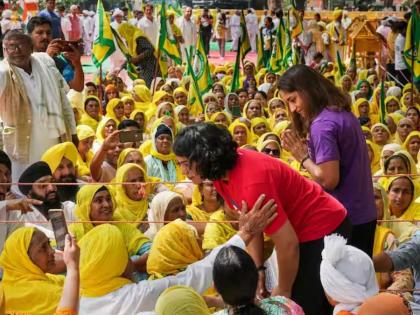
[387,86,402,98]
[2,9,12,19]
[112,8,124,17]
[320,234,379,315]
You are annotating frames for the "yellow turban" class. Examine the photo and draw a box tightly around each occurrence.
[155,286,210,315]
[333,8,343,20]
[41,142,78,173]
[79,224,132,297]
[114,163,149,223]
[76,124,95,141]
[0,227,64,315]
[147,219,203,279]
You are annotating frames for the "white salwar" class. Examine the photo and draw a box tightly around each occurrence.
[82,15,95,56]
[0,201,22,254]
[245,12,259,52]
[230,14,241,51]
[137,17,159,48]
[79,234,246,314]
[61,14,72,40]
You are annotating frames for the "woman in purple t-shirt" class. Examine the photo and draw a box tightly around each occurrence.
[279,65,377,256]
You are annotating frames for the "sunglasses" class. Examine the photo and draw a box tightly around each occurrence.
[262,148,280,156]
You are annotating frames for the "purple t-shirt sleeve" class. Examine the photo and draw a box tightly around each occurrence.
[310,119,340,164]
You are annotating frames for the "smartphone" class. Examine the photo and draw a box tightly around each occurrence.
[57,40,80,52]
[119,129,143,143]
[231,105,242,118]
[48,209,68,251]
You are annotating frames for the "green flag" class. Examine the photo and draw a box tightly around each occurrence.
[349,42,357,70]
[192,34,213,96]
[379,80,387,124]
[239,10,251,60]
[289,1,303,39]
[269,18,288,72]
[186,49,205,114]
[231,37,242,92]
[158,0,182,65]
[92,0,116,67]
[257,28,265,70]
[336,50,346,77]
[110,26,139,80]
[403,5,420,84]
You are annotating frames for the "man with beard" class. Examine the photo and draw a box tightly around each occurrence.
[41,142,80,203]
[18,161,76,240]
[0,151,42,254]
[27,16,84,92]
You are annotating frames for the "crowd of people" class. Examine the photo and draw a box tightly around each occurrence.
[0,0,419,314]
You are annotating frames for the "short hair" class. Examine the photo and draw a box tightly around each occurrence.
[255,90,267,100]
[26,16,52,34]
[85,81,97,89]
[118,119,141,130]
[235,88,248,95]
[3,30,32,47]
[173,123,238,180]
[144,3,153,10]
[0,150,11,172]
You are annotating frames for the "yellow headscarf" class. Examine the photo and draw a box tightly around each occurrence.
[117,148,145,169]
[250,117,270,142]
[95,117,116,142]
[366,140,381,174]
[76,125,95,177]
[403,83,414,95]
[69,184,150,256]
[210,111,232,127]
[133,85,152,112]
[146,90,171,119]
[384,96,401,113]
[0,227,64,315]
[114,163,149,223]
[228,120,252,145]
[147,219,203,279]
[333,8,343,20]
[273,120,290,137]
[173,87,188,106]
[267,97,285,115]
[80,96,102,131]
[257,139,281,155]
[155,285,210,315]
[403,131,420,154]
[105,98,123,124]
[79,224,132,298]
[371,123,392,142]
[117,22,146,56]
[242,100,262,119]
[202,210,237,251]
[41,142,78,173]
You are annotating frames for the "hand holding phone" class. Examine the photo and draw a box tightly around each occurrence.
[49,209,69,251]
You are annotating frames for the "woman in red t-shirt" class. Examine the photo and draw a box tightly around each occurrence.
[174,123,351,315]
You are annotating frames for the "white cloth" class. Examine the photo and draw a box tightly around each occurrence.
[395,33,407,71]
[138,16,159,47]
[0,201,23,254]
[61,15,72,40]
[79,234,246,314]
[0,53,76,181]
[230,14,241,51]
[176,16,197,61]
[82,16,95,55]
[320,234,379,315]
[245,12,259,52]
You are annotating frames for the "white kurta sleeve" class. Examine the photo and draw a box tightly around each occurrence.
[133,234,246,312]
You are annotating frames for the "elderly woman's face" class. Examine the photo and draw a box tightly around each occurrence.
[253,122,267,136]
[113,101,125,120]
[213,84,224,95]
[374,188,384,220]
[406,108,419,126]
[28,230,55,273]
[408,136,420,158]
[174,92,187,105]
[123,168,146,201]
[90,189,114,224]
[233,126,247,147]
[386,100,399,113]
[164,197,187,223]
[246,101,262,119]
[386,157,408,175]
[206,102,218,117]
[124,151,145,168]
[156,134,172,155]
[134,113,145,129]
[397,119,414,140]
[358,101,370,116]
[342,77,352,91]
[372,126,389,145]
[178,108,189,125]
[269,100,285,113]
[214,113,228,126]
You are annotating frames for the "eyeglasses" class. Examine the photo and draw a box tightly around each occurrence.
[4,43,28,53]
[262,148,280,156]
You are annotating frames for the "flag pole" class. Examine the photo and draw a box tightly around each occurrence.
[410,8,415,108]
[152,47,161,97]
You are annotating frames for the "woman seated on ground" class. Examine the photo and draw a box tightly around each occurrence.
[69,184,151,273]
[145,191,187,240]
[403,131,420,164]
[76,125,95,180]
[257,138,282,159]
[228,120,252,148]
[371,123,392,148]
[93,117,117,153]
[379,150,417,187]
[105,98,125,125]
[0,227,78,315]
[77,198,277,314]
[144,123,182,183]
[406,106,420,130]
[320,234,379,315]
[187,180,224,235]
[373,143,402,178]
[373,183,414,295]
[395,118,416,145]
[250,117,270,143]
[366,140,381,175]
[212,246,304,315]
[384,176,420,243]
[80,96,102,131]
[210,112,231,129]
[147,219,203,279]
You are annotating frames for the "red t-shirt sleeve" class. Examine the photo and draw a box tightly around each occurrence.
[242,183,288,235]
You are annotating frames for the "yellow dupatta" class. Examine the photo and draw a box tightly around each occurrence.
[250,117,271,143]
[76,124,95,176]
[114,163,149,223]
[202,210,237,251]
[79,224,132,297]
[228,120,252,145]
[105,98,123,125]
[366,140,381,175]
[95,117,117,143]
[69,184,150,256]
[0,227,64,315]
[147,219,203,279]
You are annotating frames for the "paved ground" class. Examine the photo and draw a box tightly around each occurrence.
[81,41,257,81]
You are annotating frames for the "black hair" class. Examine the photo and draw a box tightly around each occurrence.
[236,88,248,95]
[275,9,283,18]
[388,176,414,197]
[313,52,324,60]
[85,81,97,89]
[384,154,411,174]
[278,65,351,137]
[3,30,32,46]
[118,119,140,130]
[0,150,11,172]
[358,116,371,126]
[406,106,420,117]
[173,123,238,180]
[255,90,267,100]
[26,16,52,34]
[213,246,266,315]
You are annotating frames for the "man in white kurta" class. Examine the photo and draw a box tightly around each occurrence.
[0,32,76,182]
[137,4,159,48]
[230,10,241,51]
[245,8,259,52]
[82,10,95,56]
[176,6,197,62]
